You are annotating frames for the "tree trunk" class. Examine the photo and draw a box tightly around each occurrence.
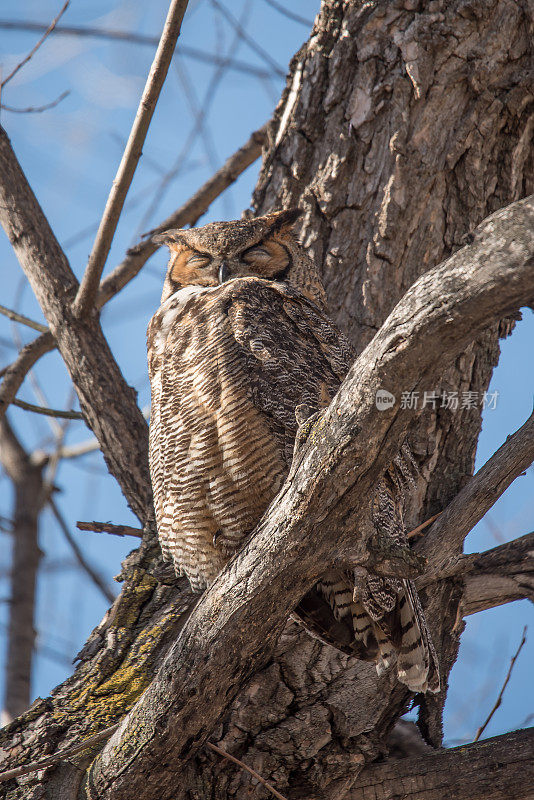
[0,419,44,725]
[0,1,532,798]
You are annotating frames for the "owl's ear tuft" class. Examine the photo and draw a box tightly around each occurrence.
[266,208,302,235]
[151,230,185,248]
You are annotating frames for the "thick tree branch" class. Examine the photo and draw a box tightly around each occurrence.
[462,532,534,616]
[73,0,190,318]
[0,125,151,522]
[348,728,534,800]
[82,197,534,798]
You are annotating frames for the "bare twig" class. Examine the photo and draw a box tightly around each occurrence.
[32,437,100,465]
[473,626,527,742]
[49,499,115,603]
[42,387,76,492]
[407,512,442,539]
[210,0,285,77]
[0,1,69,89]
[0,303,48,333]
[261,0,314,27]
[0,332,55,420]
[7,281,65,441]
[0,20,276,78]
[174,57,219,176]
[0,723,119,783]
[1,90,69,114]
[11,398,83,420]
[76,520,144,538]
[207,742,288,800]
[72,0,190,318]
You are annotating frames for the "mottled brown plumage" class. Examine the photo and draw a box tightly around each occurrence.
[147,209,439,693]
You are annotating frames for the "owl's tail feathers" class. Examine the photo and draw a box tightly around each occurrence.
[349,576,440,694]
[297,573,440,693]
[394,581,440,694]
[359,590,440,693]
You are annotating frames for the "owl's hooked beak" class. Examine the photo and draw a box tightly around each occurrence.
[218,262,230,284]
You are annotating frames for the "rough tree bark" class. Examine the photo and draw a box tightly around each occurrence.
[0,1,532,799]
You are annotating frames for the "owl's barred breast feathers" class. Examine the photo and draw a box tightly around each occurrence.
[147,209,440,694]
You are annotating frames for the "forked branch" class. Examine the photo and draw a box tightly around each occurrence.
[420,409,534,570]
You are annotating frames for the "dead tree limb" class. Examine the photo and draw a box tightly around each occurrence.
[76,521,144,538]
[417,409,534,581]
[462,532,534,616]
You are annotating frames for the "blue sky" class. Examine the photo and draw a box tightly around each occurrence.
[0,0,531,745]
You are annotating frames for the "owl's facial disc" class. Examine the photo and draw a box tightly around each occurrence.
[164,237,291,290]
[155,208,302,300]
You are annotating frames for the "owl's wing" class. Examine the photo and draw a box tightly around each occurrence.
[226,279,354,462]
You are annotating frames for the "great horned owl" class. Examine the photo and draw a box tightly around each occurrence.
[147,208,439,693]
